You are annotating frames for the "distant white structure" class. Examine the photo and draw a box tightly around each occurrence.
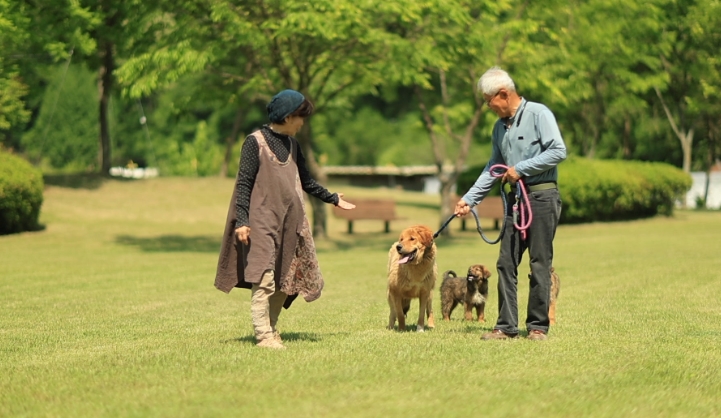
[686,171,721,209]
[109,166,159,179]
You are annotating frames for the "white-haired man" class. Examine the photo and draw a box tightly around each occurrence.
[454,67,567,341]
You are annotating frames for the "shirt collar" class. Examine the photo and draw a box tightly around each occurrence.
[504,97,527,127]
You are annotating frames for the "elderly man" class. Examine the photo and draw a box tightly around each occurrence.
[455,67,566,341]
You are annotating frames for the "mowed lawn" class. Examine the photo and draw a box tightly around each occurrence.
[1,177,720,418]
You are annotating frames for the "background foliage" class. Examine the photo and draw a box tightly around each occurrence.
[2,0,718,176]
[1,0,717,228]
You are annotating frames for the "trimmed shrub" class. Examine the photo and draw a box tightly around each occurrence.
[457,156,691,223]
[0,150,44,234]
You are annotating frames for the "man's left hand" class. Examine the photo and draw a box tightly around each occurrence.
[502,166,522,184]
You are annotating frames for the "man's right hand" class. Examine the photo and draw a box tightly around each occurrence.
[235,226,250,245]
[454,199,471,217]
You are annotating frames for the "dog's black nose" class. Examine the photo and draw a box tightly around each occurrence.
[396,244,403,252]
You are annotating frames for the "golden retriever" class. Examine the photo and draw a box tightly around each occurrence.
[387,225,437,332]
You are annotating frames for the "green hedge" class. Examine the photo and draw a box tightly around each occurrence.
[457,156,692,223]
[0,150,44,235]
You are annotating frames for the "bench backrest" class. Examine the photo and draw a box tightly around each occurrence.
[332,199,398,220]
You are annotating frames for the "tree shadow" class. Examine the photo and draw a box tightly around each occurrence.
[434,321,494,334]
[43,174,107,190]
[317,235,392,253]
[115,234,220,252]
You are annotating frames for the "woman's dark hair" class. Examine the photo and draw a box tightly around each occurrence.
[277,98,314,124]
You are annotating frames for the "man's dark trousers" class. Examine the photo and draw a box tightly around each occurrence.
[494,187,562,335]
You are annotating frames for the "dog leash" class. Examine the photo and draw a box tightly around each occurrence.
[433,164,533,243]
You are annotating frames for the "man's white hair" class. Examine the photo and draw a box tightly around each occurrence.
[477,66,516,95]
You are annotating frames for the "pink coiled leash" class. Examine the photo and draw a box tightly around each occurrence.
[488,164,533,240]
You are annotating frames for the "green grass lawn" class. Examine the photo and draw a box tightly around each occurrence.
[1,177,720,417]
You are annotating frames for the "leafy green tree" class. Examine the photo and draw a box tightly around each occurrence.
[374,0,540,230]
[646,0,719,174]
[21,64,99,170]
[0,0,31,138]
[518,0,668,161]
[118,0,406,237]
[23,0,155,174]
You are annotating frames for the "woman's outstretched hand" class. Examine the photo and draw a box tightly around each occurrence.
[336,193,356,210]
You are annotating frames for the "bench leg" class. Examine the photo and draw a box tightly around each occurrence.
[348,221,354,234]
[384,221,390,233]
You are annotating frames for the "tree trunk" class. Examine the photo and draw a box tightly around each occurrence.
[296,120,328,238]
[681,130,693,173]
[98,41,114,175]
[622,115,632,159]
[702,119,717,207]
[414,69,482,237]
[220,107,245,178]
[654,86,694,174]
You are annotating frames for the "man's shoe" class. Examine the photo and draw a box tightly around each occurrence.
[481,329,518,340]
[527,329,548,341]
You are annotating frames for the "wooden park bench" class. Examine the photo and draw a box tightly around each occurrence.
[332,199,403,234]
[451,195,505,230]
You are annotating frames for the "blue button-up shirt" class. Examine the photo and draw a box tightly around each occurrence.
[462,98,567,206]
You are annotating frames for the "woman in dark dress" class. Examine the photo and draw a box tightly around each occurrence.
[215,89,355,349]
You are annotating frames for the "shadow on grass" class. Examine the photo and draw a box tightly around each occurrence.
[317,235,391,253]
[225,331,323,345]
[116,234,219,252]
[453,323,495,334]
[43,173,107,189]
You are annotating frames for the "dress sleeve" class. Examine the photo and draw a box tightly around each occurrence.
[235,136,260,228]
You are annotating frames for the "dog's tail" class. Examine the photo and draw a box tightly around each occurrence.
[442,270,457,282]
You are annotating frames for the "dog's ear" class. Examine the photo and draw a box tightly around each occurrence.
[416,226,434,247]
[482,265,492,279]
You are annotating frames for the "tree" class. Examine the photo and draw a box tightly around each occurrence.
[516,0,669,161]
[0,0,31,139]
[118,0,405,237]
[21,64,99,170]
[24,0,155,174]
[651,0,721,174]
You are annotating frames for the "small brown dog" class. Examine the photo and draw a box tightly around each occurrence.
[440,264,491,322]
[528,266,561,325]
[387,225,437,332]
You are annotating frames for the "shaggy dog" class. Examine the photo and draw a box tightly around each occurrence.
[440,264,492,322]
[528,266,561,325]
[387,225,437,332]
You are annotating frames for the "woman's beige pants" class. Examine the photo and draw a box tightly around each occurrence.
[251,270,287,342]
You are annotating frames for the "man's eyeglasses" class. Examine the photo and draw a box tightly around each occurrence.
[484,91,500,106]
